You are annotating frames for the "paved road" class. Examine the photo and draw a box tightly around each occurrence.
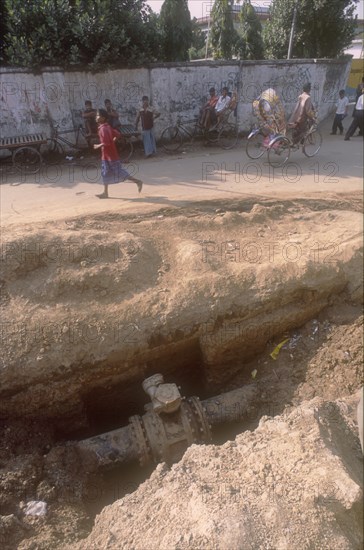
[1,118,363,228]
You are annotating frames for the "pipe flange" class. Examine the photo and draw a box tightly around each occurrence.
[129,415,151,467]
[188,396,212,442]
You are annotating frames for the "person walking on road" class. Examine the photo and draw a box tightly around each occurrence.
[94,109,143,199]
[344,89,364,141]
[330,90,349,135]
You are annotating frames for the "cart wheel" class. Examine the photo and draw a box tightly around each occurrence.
[117,137,133,162]
[13,147,42,174]
[160,126,183,152]
[205,127,219,145]
[246,131,266,159]
[44,139,64,164]
[218,124,239,150]
[267,135,291,167]
[303,129,322,157]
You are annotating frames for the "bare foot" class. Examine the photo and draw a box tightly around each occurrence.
[96,193,108,199]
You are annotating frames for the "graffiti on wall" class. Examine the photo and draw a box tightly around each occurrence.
[0,60,352,137]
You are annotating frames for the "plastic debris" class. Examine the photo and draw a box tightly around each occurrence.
[270,338,290,360]
[24,501,47,517]
[288,334,301,350]
[251,369,258,379]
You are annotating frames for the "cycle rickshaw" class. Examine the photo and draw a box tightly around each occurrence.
[246,88,322,167]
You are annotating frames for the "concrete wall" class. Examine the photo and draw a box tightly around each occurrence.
[0,58,352,142]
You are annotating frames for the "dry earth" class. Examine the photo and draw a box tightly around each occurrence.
[0,125,363,549]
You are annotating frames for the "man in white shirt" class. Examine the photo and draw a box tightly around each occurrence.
[215,87,231,124]
[344,89,364,141]
[330,90,349,135]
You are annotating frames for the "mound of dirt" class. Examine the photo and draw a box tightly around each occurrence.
[73,394,363,550]
[0,199,362,425]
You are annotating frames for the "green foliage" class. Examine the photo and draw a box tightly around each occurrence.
[189,17,207,60]
[4,0,76,67]
[3,0,163,69]
[263,0,359,59]
[236,0,264,59]
[159,0,193,61]
[210,0,238,59]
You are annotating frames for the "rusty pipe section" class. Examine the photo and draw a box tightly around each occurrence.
[77,375,258,468]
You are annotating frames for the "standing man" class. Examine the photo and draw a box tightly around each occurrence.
[330,90,349,136]
[104,99,122,130]
[344,88,364,141]
[82,100,98,147]
[289,82,316,143]
[135,96,160,157]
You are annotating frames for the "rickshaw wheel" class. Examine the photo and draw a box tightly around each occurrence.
[13,147,42,174]
[44,139,64,164]
[246,131,266,159]
[303,129,322,157]
[218,124,238,150]
[161,126,183,152]
[117,137,133,162]
[267,135,291,167]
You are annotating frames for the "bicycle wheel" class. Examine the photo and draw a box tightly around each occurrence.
[303,129,322,157]
[13,147,42,174]
[117,137,133,162]
[161,126,183,152]
[267,136,291,167]
[218,123,239,150]
[246,131,266,159]
[44,139,64,164]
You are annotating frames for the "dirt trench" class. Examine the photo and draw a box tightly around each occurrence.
[0,196,363,548]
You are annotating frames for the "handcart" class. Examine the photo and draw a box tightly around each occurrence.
[0,133,47,174]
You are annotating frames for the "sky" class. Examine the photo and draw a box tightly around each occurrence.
[146,0,363,21]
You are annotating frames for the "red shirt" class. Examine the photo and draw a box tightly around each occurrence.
[98,123,120,161]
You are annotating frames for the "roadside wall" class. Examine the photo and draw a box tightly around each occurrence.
[0,58,352,141]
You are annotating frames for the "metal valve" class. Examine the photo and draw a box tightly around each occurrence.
[142,374,182,414]
[77,375,258,469]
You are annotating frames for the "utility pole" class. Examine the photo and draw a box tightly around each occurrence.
[287,0,298,60]
[205,14,210,59]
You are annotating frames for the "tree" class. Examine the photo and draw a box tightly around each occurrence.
[159,0,193,61]
[3,0,162,69]
[210,0,238,59]
[263,0,359,59]
[4,0,77,68]
[236,0,264,59]
[188,17,206,60]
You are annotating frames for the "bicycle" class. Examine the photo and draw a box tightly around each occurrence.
[45,124,96,164]
[266,121,323,167]
[45,124,135,164]
[161,114,238,153]
[246,121,322,167]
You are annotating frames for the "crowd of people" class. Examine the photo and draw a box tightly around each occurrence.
[82,78,363,199]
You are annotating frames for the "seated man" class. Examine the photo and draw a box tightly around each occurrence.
[289,82,316,143]
[200,87,219,129]
[82,100,98,146]
[214,87,232,125]
[104,99,122,130]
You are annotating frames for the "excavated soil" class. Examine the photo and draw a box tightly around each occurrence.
[0,194,363,549]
